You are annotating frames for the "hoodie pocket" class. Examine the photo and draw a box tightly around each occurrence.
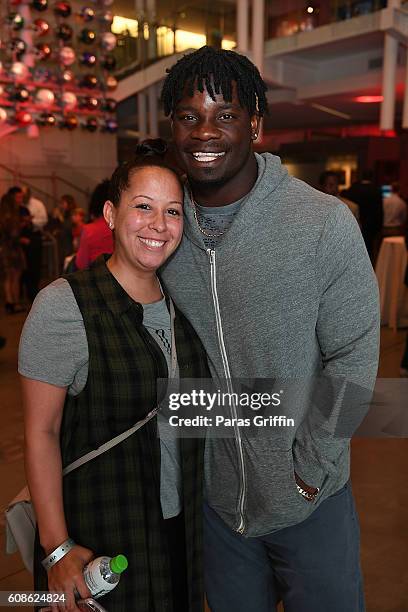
[243,445,316,536]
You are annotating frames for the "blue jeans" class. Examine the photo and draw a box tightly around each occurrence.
[204,482,365,612]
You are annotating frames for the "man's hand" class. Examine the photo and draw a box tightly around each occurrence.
[294,472,319,499]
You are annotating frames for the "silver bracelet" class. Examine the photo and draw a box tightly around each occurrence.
[296,484,319,502]
[42,538,76,571]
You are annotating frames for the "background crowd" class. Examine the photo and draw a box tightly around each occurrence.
[0,168,407,365]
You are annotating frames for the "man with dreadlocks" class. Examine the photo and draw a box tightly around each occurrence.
[160,46,379,612]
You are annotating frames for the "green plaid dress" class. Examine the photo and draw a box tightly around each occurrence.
[33,256,208,612]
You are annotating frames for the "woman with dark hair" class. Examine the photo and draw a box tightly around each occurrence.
[19,141,207,612]
[75,180,114,270]
[0,192,26,313]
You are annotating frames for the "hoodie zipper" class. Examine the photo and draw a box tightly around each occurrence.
[207,249,246,534]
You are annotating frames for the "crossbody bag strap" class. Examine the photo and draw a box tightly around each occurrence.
[62,297,178,478]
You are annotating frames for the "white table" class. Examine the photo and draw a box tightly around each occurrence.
[375,236,408,331]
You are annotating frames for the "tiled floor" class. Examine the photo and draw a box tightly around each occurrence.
[0,309,407,611]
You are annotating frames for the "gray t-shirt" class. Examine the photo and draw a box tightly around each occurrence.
[18,278,182,519]
[195,169,263,250]
[196,199,243,250]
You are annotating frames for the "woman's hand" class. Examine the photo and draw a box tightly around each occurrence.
[47,545,93,612]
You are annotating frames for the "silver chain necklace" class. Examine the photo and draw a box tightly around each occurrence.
[191,197,227,238]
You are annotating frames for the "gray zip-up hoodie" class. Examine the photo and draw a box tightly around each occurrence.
[161,153,380,537]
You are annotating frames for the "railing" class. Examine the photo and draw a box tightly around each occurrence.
[0,163,90,210]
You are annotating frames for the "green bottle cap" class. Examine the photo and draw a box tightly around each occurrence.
[110,554,128,574]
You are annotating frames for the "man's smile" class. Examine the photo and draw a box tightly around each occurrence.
[191,152,226,163]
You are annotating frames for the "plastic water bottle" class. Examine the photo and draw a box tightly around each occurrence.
[83,554,128,599]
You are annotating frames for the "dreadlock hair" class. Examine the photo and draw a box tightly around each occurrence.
[161,46,268,118]
[109,139,182,207]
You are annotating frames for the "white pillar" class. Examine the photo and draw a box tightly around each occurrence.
[138,92,147,141]
[148,84,158,137]
[380,33,398,131]
[236,0,249,52]
[20,5,35,68]
[252,0,264,74]
[135,0,145,63]
[252,0,265,140]
[402,48,408,129]
[146,0,157,59]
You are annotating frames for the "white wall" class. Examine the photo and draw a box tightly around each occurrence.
[0,125,117,211]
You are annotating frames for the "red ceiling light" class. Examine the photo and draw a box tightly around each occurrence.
[355,95,384,103]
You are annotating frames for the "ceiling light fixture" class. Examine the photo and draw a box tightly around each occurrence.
[355,95,383,103]
[307,6,314,14]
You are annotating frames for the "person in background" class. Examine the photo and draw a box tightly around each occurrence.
[76,180,114,270]
[22,187,48,231]
[400,224,408,377]
[19,143,208,612]
[71,208,86,252]
[20,207,43,303]
[50,195,77,265]
[344,169,383,264]
[0,192,26,313]
[382,182,407,237]
[7,185,25,210]
[319,170,360,223]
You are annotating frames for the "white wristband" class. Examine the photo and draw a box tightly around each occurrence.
[42,538,76,571]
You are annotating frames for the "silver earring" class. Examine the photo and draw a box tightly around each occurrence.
[109,222,113,230]
[253,133,258,140]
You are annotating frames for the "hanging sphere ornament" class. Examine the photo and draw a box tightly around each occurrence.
[101,55,116,71]
[79,28,96,45]
[32,66,51,81]
[59,46,76,66]
[103,118,117,133]
[0,108,8,125]
[56,24,73,41]
[100,11,113,26]
[82,96,99,110]
[54,2,71,18]
[14,86,30,102]
[84,116,98,132]
[15,110,33,125]
[7,12,25,31]
[103,98,117,112]
[7,38,27,59]
[35,42,52,61]
[100,32,116,51]
[35,88,55,108]
[64,114,78,130]
[38,111,56,126]
[31,0,48,11]
[80,51,97,67]
[10,61,29,80]
[81,73,98,88]
[80,7,95,22]
[106,75,118,90]
[61,69,75,83]
[32,18,50,36]
[61,91,77,110]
